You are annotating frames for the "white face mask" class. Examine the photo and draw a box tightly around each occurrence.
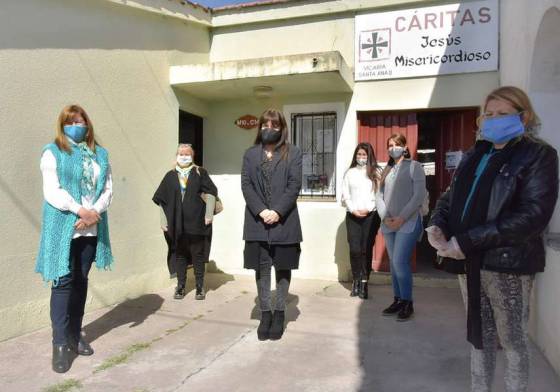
[177,155,192,166]
[388,146,405,159]
[356,158,367,166]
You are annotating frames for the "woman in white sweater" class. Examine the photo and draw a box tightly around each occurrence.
[341,142,381,299]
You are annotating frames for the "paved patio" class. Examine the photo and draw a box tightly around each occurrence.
[0,273,558,392]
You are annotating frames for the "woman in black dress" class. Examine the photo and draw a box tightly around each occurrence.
[241,108,302,341]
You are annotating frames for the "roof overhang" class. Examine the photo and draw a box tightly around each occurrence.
[103,0,212,26]
[170,51,354,101]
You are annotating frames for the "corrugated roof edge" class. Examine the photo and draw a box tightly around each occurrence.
[211,0,300,12]
[173,0,211,12]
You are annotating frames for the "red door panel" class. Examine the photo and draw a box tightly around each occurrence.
[358,111,418,273]
[357,109,478,273]
[434,110,478,200]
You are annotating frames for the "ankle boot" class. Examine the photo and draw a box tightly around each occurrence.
[257,311,273,340]
[382,297,403,316]
[52,344,71,373]
[350,280,359,297]
[195,285,206,300]
[69,337,94,356]
[397,300,414,322]
[174,284,186,300]
[358,280,368,299]
[195,277,205,300]
[269,311,285,340]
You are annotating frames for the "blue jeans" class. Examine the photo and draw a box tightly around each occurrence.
[383,217,422,301]
[50,237,97,345]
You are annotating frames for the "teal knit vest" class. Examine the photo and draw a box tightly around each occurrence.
[36,143,113,283]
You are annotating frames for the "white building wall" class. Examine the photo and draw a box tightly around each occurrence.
[499,0,560,375]
[0,0,210,341]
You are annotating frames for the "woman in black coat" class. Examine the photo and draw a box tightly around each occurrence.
[427,86,558,392]
[153,144,217,301]
[241,108,302,341]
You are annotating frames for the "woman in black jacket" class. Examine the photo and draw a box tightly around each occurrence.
[153,144,217,301]
[428,86,558,392]
[241,108,302,341]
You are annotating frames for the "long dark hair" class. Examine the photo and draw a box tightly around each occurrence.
[380,133,411,187]
[349,142,381,191]
[254,108,289,160]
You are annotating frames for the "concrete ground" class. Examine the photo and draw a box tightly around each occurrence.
[0,273,558,392]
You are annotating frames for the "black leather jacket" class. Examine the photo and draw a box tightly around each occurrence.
[429,137,559,274]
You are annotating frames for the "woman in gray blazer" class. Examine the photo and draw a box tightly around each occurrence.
[241,108,302,341]
[376,133,426,321]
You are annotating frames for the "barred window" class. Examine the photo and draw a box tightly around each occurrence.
[291,112,337,198]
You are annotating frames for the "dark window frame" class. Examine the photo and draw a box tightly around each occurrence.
[291,111,337,199]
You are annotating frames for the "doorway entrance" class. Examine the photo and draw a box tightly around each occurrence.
[357,108,479,274]
[179,110,204,166]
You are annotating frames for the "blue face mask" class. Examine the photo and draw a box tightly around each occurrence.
[63,124,88,143]
[481,113,525,144]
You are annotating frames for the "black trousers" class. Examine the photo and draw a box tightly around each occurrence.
[50,236,97,345]
[175,234,205,288]
[345,211,381,281]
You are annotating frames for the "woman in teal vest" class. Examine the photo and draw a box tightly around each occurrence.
[36,104,113,373]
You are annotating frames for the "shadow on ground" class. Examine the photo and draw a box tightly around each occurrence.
[82,294,165,344]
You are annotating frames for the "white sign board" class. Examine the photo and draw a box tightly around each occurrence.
[355,0,499,81]
[445,151,463,170]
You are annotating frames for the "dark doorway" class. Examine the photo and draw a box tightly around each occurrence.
[357,108,478,274]
[179,110,204,166]
[415,109,478,272]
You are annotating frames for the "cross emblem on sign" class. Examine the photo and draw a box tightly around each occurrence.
[361,32,389,59]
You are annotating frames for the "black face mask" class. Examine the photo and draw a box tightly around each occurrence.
[261,128,282,145]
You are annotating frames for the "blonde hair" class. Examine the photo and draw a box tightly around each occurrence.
[482,86,540,133]
[173,144,196,169]
[55,104,96,153]
[176,143,194,155]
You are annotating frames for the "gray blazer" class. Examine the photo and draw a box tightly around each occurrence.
[241,144,303,244]
[376,159,426,222]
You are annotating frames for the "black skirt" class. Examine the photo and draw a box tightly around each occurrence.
[243,241,301,270]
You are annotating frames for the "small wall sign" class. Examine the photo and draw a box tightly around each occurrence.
[445,150,463,170]
[235,115,259,129]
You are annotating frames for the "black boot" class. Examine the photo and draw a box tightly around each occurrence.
[69,337,94,356]
[382,297,403,316]
[397,300,414,322]
[358,280,369,299]
[257,311,273,341]
[174,284,186,300]
[269,311,285,340]
[195,276,205,300]
[350,280,359,297]
[52,344,71,373]
[195,285,206,300]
